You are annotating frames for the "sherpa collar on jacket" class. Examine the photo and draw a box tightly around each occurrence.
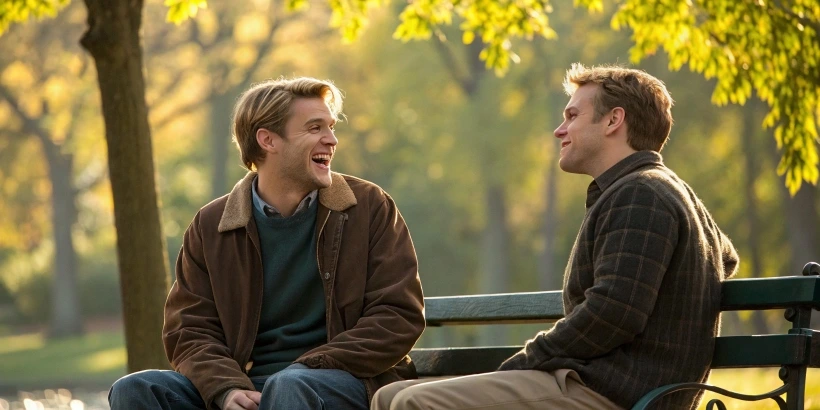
[218,172,357,232]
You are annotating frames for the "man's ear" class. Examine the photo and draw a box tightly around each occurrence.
[605,107,626,136]
[256,128,281,153]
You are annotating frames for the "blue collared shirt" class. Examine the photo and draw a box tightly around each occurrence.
[251,176,318,218]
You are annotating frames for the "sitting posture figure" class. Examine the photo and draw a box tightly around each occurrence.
[373,64,738,410]
[110,77,425,410]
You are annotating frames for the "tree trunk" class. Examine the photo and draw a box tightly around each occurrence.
[47,150,84,338]
[210,91,234,199]
[538,91,564,291]
[479,185,511,345]
[766,115,820,277]
[538,154,561,291]
[0,85,85,338]
[740,102,769,335]
[783,186,819,275]
[80,0,171,371]
[764,104,820,328]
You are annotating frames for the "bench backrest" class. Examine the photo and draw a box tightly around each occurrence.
[410,276,820,377]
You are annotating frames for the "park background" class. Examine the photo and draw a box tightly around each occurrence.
[1,0,820,408]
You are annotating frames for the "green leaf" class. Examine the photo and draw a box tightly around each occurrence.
[164,0,207,24]
[0,0,69,36]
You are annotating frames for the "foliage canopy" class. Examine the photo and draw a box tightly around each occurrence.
[1,0,818,193]
[147,0,820,193]
[0,0,68,34]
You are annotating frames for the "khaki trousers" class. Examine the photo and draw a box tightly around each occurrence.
[371,369,624,410]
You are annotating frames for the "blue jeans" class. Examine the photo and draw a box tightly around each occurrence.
[109,363,369,409]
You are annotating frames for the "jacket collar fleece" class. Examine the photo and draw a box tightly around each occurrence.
[218,171,357,232]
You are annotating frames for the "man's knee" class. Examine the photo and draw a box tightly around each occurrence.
[387,387,426,410]
[264,368,315,391]
[372,381,412,410]
[109,370,164,403]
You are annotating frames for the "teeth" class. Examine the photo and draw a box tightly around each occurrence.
[312,154,331,160]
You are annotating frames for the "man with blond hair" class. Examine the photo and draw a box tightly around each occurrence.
[109,77,425,410]
[372,64,738,410]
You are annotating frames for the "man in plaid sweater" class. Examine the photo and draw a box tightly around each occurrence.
[372,64,739,410]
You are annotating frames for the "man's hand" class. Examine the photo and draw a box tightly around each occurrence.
[222,389,261,410]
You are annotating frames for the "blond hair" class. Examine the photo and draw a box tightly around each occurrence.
[232,77,343,170]
[563,63,674,152]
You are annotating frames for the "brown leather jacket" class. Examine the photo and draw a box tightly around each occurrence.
[163,172,425,410]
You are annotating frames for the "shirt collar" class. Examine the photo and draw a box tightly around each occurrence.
[586,150,664,208]
[251,176,318,218]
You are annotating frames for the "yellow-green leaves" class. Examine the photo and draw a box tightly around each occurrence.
[165,0,207,24]
[328,0,385,43]
[287,0,310,12]
[603,0,820,194]
[574,0,602,13]
[394,0,556,76]
[0,0,68,35]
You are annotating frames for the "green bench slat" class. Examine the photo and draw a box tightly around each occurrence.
[410,347,521,377]
[421,277,820,328]
[415,277,820,377]
[711,334,813,368]
[424,291,563,326]
[411,334,818,377]
[721,277,820,311]
[411,275,820,407]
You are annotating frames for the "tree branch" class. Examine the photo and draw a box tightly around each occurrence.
[150,98,204,131]
[431,38,470,94]
[0,83,58,158]
[769,0,820,36]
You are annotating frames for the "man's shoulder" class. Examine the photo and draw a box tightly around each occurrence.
[337,173,392,202]
[193,194,230,228]
[611,165,683,195]
[601,165,697,216]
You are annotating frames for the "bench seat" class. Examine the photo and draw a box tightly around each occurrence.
[409,268,820,409]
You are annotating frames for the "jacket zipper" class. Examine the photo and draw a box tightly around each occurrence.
[240,228,264,374]
[316,210,331,276]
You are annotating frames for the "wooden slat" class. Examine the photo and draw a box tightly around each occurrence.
[410,347,521,377]
[721,277,820,311]
[711,334,812,368]
[424,291,563,326]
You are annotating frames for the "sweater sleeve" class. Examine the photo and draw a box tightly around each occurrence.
[500,182,678,370]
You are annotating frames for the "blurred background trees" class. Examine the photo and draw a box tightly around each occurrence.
[0,0,818,376]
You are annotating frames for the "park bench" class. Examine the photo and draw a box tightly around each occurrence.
[408,262,820,410]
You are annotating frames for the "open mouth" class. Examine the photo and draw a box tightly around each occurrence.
[561,141,570,148]
[311,153,331,168]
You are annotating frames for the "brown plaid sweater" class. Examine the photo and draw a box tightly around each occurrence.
[499,151,739,409]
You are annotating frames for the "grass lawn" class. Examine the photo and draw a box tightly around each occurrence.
[2,329,820,408]
[0,329,126,389]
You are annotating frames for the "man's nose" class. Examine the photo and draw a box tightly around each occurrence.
[324,131,338,146]
[554,124,567,138]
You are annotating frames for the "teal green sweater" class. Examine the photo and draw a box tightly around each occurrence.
[248,200,327,377]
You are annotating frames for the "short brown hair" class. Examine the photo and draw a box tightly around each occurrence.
[563,63,674,152]
[232,77,344,170]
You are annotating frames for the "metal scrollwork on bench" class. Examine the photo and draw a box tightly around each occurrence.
[803,262,820,277]
[631,380,789,410]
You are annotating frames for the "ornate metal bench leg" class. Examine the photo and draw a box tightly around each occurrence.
[631,382,790,410]
[781,366,805,410]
